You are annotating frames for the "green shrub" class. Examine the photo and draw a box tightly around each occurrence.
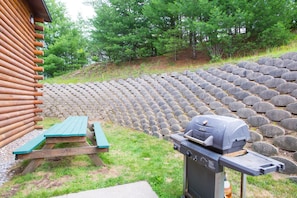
[259,22,293,48]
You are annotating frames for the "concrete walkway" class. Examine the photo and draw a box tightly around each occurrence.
[53,181,158,198]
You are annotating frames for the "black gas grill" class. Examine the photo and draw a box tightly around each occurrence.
[171,115,284,198]
[184,115,250,154]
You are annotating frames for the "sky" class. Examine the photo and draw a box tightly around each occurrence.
[59,0,95,21]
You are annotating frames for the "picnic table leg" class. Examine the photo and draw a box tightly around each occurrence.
[79,142,104,166]
[86,131,96,145]
[22,143,55,174]
[88,154,104,166]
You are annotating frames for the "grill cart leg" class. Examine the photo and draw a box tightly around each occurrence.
[240,173,247,198]
[183,156,188,197]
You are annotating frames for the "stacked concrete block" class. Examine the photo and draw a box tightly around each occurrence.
[40,52,297,175]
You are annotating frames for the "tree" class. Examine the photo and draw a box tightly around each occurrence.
[43,0,88,77]
[91,0,152,63]
[177,0,295,59]
[175,0,212,59]
[143,0,180,56]
[90,0,296,63]
[259,22,293,48]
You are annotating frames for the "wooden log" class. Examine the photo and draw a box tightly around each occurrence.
[0,59,35,80]
[34,24,44,31]
[34,75,44,80]
[0,3,34,49]
[33,67,44,72]
[34,33,44,40]
[33,41,44,47]
[34,117,43,122]
[0,122,35,142]
[0,126,36,148]
[0,94,35,100]
[0,100,43,107]
[35,83,43,88]
[33,58,44,64]
[0,108,42,121]
[15,0,33,21]
[0,87,42,96]
[0,114,35,128]
[0,12,34,53]
[0,116,37,135]
[0,79,36,92]
[0,105,35,114]
[33,50,44,56]
[34,125,44,130]
[0,22,33,49]
[0,53,35,75]
[4,0,35,38]
[0,31,35,67]
[0,66,34,83]
[0,45,35,73]
[0,73,43,88]
[0,24,34,60]
[0,0,44,148]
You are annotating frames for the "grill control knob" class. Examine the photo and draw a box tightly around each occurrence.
[200,157,208,167]
[173,145,178,150]
[186,150,192,157]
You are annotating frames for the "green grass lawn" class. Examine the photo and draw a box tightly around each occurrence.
[0,120,183,198]
[0,118,296,198]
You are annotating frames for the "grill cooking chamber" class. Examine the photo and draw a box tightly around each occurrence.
[184,115,250,154]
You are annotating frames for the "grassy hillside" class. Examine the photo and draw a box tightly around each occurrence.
[42,37,297,84]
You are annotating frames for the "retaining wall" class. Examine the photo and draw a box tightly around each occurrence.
[40,52,297,175]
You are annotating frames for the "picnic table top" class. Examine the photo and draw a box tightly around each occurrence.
[44,116,88,137]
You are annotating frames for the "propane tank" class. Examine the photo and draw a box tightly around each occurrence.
[224,173,232,198]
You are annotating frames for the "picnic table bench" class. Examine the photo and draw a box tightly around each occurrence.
[13,116,109,174]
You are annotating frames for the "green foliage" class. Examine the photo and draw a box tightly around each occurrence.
[43,0,297,67]
[43,54,64,77]
[246,0,294,36]
[43,0,88,77]
[92,0,296,62]
[143,0,179,54]
[91,0,153,63]
[259,22,293,48]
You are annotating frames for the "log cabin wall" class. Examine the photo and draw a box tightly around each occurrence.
[0,0,51,147]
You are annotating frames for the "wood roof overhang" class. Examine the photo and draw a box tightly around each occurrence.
[27,0,52,22]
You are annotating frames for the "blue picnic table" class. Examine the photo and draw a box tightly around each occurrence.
[13,116,109,174]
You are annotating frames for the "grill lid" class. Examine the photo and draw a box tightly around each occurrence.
[184,115,250,154]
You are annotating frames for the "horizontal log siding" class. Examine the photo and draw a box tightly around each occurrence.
[0,0,45,147]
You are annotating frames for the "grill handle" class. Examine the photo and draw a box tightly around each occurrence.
[184,130,213,146]
[260,164,283,175]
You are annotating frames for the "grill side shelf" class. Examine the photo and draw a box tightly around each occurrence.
[219,150,285,176]
[170,133,187,151]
